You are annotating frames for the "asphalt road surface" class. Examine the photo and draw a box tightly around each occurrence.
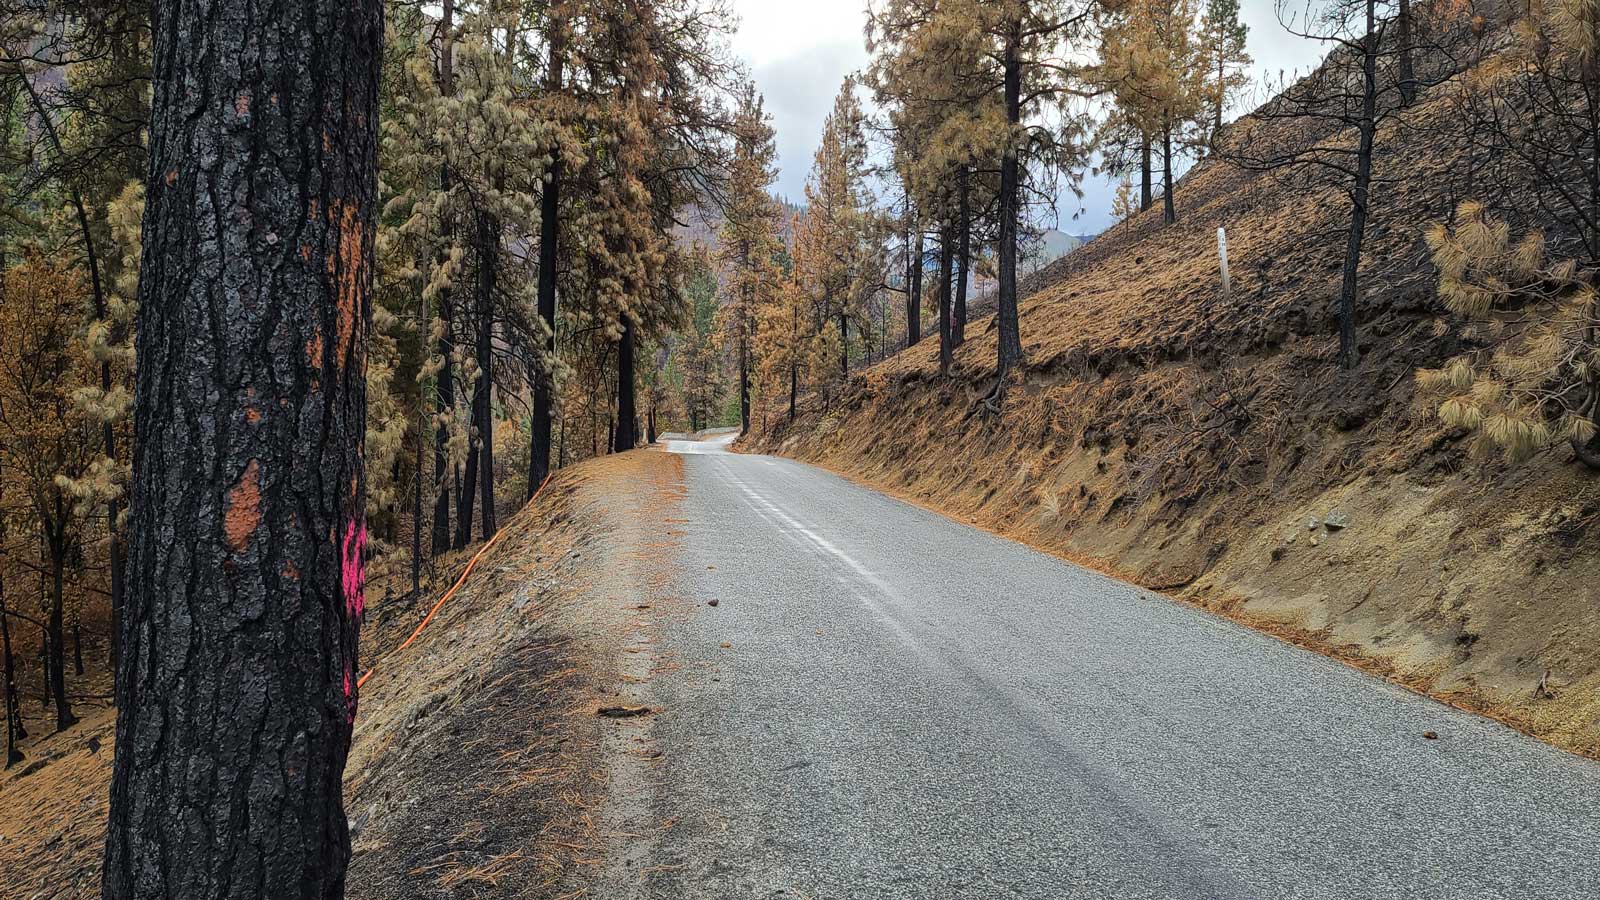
[600,434,1600,899]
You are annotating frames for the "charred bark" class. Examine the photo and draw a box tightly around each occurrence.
[954,168,970,348]
[45,510,75,733]
[739,328,751,436]
[615,318,638,452]
[1,592,18,765]
[908,228,923,346]
[995,18,1025,381]
[530,10,564,497]
[456,394,479,548]
[1337,2,1378,371]
[937,223,953,376]
[788,360,798,424]
[102,1,382,896]
[1140,138,1153,211]
[474,211,497,539]
[838,310,849,378]
[430,0,457,557]
[1162,121,1176,225]
[0,471,18,765]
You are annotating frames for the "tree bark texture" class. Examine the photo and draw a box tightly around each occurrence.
[1338,2,1378,370]
[954,168,970,348]
[1140,138,1153,211]
[473,212,497,539]
[937,223,953,376]
[1162,121,1176,225]
[103,2,383,897]
[615,318,638,452]
[996,19,1025,378]
[907,227,923,347]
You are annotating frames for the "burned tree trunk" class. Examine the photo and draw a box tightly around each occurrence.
[739,329,751,436]
[1140,138,1153,211]
[474,213,498,540]
[907,227,923,346]
[1,591,19,765]
[954,168,970,348]
[531,11,565,496]
[838,309,849,378]
[995,17,1026,380]
[937,223,953,376]
[431,0,457,557]
[615,318,638,452]
[1162,119,1176,225]
[0,471,19,765]
[1337,1,1379,371]
[45,510,75,733]
[102,1,382,897]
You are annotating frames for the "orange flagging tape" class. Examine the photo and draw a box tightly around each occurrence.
[357,473,554,690]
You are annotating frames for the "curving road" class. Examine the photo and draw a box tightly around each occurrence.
[591,434,1600,899]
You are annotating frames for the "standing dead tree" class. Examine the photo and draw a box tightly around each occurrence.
[1228,0,1426,370]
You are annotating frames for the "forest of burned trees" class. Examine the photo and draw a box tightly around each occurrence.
[1,0,1596,779]
[0,0,761,775]
[745,0,1598,467]
[0,0,1590,894]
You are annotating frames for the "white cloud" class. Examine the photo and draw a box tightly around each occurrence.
[725,0,1329,231]
[729,0,869,201]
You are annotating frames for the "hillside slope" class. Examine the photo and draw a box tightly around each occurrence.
[757,32,1600,755]
[0,454,655,899]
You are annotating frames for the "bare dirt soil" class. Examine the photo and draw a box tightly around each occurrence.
[756,35,1600,759]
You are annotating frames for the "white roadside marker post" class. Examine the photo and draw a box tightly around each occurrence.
[1217,226,1232,299]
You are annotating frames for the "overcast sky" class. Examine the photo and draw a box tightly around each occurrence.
[729,0,1330,233]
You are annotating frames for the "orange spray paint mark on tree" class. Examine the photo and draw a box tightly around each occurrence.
[305,328,323,368]
[223,459,262,552]
[327,201,367,372]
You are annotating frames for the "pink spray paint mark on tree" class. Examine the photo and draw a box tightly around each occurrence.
[340,519,367,723]
[341,519,367,620]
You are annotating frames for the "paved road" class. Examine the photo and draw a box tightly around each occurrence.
[603,435,1600,899]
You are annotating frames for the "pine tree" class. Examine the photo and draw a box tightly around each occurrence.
[102,1,384,895]
[796,81,873,390]
[868,0,1004,361]
[1091,0,1204,226]
[719,87,781,436]
[382,31,551,547]
[756,240,814,425]
[1231,0,1414,370]
[1196,0,1251,149]
[0,254,97,734]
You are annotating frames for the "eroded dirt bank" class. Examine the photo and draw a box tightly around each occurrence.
[751,42,1600,758]
[756,346,1600,763]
